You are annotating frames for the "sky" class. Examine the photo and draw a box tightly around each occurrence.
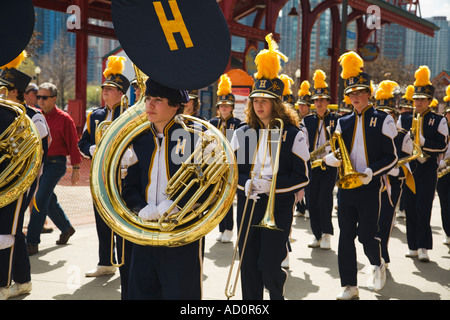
[418,0,450,19]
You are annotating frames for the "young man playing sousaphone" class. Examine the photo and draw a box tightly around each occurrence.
[230,34,309,300]
[302,69,339,250]
[324,51,398,300]
[210,74,241,243]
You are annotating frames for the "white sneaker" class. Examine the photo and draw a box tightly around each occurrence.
[418,248,429,262]
[85,265,117,277]
[304,210,310,219]
[308,237,321,248]
[372,260,386,291]
[0,287,10,300]
[336,286,359,300]
[320,234,331,250]
[9,281,32,298]
[397,210,406,218]
[221,230,233,243]
[216,232,223,242]
[443,236,450,245]
[405,250,418,258]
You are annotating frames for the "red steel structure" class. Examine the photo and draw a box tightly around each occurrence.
[32,0,438,128]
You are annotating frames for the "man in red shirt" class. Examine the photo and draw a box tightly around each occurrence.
[26,82,82,255]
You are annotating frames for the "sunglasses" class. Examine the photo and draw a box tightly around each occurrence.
[36,95,55,100]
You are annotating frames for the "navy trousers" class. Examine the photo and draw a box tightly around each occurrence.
[219,206,234,232]
[403,159,438,250]
[337,180,383,287]
[236,193,295,300]
[127,240,202,300]
[306,167,337,240]
[436,173,450,237]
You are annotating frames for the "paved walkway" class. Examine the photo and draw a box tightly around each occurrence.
[14,188,449,301]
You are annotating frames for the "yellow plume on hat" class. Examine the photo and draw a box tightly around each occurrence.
[254,33,288,80]
[298,80,311,96]
[1,50,27,70]
[103,56,126,78]
[343,95,352,106]
[375,80,398,100]
[338,51,364,80]
[313,70,327,89]
[280,74,293,95]
[413,66,431,87]
[444,85,450,102]
[430,98,438,107]
[217,74,232,96]
[403,85,415,100]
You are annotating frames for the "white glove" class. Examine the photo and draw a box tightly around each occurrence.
[89,144,97,157]
[0,235,15,250]
[156,199,179,218]
[439,160,447,169]
[388,167,400,177]
[244,179,260,202]
[138,203,159,221]
[359,167,373,185]
[252,178,271,194]
[324,152,341,167]
[419,135,425,147]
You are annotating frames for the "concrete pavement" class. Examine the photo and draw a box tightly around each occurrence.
[12,192,450,301]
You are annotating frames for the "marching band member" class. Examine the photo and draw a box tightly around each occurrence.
[396,85,415,218]
[436,90,450,246]
[0,52,49,299]
[280,74,297,110]
[294,81,313,217]
[325,52,398,299]
[121,79,204,300]
[403,66,448,262]
[375,80,414,267]
[302,70,339,250]
[210,74,241,243]
[231,34,309,300]
[183,90,206,120]
[78,56,132,298]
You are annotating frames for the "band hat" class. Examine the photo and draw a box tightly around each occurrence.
[216,74,235,106]
[375,80,398,111]
[0,0,34,67]
[398,85,414,108]
[280,74,295,105]
[311,70,331,100]
[101,56,130,93]
[111,0,230,91]
[338,51,371,95]
[297,80,312,106]
[250,34,287,99]
[145,78,189,104]
[412,66,435,99]
[429,98,439,108]
[189,90,199,100]
[0,51,32,93]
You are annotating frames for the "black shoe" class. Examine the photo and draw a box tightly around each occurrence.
[27,244,39,256]
[56,227,75,245]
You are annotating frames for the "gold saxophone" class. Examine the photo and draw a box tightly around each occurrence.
[0,91,43,208]
[90,95,238,247]
[396,111,428,167]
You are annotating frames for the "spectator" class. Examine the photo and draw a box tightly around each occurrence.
[26,82,82,255]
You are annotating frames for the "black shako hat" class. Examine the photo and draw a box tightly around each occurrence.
[111,0,231,90]
[145,78,189,104]
[0,1,34,67]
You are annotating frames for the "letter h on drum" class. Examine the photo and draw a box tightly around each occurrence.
[153,0,194,51]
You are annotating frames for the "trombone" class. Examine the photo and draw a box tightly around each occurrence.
[224,118,284,300]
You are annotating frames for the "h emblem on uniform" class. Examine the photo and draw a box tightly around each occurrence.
[176,138,186,155]
[153,0,194,51]
[369,117,377,127]
[428,118,435,126]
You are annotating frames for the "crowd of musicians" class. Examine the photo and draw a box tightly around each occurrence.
[0,34,449,300]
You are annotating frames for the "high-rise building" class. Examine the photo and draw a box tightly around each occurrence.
[405,16,450,78]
